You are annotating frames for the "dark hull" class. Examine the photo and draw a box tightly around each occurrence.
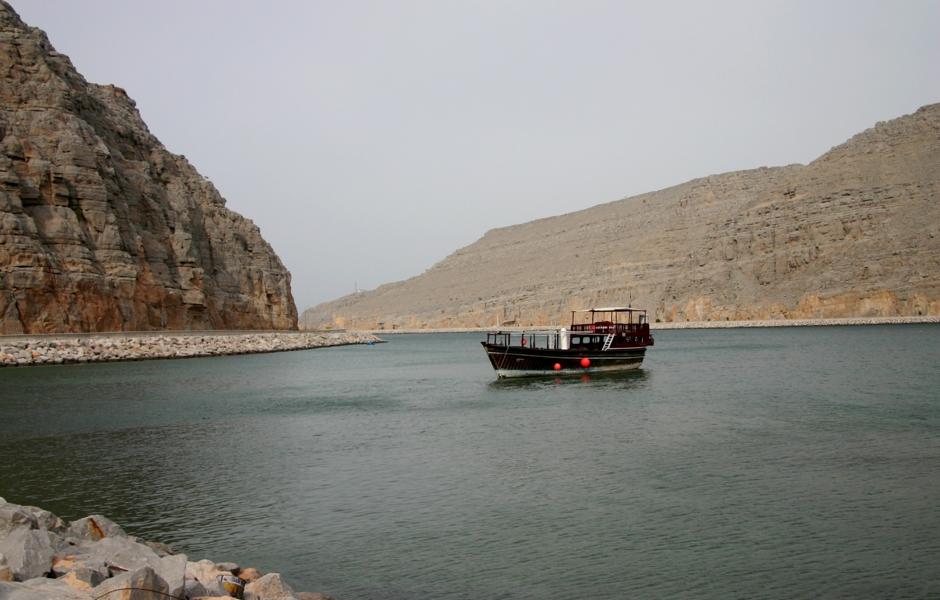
[481,342,646,378]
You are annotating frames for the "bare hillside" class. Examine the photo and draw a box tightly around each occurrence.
[303,103,940,329]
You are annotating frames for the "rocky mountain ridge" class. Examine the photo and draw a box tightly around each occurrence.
[0,1,297,333]
[303,103,940,329]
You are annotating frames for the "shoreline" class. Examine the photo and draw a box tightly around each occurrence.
[337,315,940,335]
[0,497,330,599]
[0,331,382,368]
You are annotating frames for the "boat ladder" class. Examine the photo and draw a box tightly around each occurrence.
[602,333,614,351]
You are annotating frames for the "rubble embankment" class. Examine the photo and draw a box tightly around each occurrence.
[0,331,381,367]
[356,315,939,334]
[0,497,331,599]
[649,315,940,329]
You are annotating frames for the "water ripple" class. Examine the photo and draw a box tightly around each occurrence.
[1,328,939,599]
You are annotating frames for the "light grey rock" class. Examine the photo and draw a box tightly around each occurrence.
[152,553,188,598]
[186,558,230,588]
[0,527,55,580]
[92,565,168,600]
[0,554,11,582]
[237,566,263,583]
[182,576,209,599]
[51,554,109,589]
[140,539,173,558]
[79,535,160,575]
[60,564,106,589]
[0,504,36,537]
[67,515,126,541]
[19,507,65,533]
[296,593,336,600]
[0,577,92,599]
[244,572,298,600]
[215,561,239,573]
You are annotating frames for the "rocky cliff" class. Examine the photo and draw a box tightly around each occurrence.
[0,2,297,333]
[303,103,940,329]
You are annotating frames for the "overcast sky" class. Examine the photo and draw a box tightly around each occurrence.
[13,0,940,310]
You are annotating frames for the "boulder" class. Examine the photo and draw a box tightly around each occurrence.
[80,535,160,574]
[67,515,126,541]
[51,554,110,585]
[182,576,210,598]
[186,558,232,587]
[215,561,239,573]
[92,565,168,600]
[152,553,188,598]
[141,539,174,557]
[238,566,263,583]
[0,554,12,582]
[296,593,336,600]
[0,504,36,537]
[20,506,66,533]
[0,527,55,580]
[0,577,92,599]
[244,573,298,600]
[58,570,98,594]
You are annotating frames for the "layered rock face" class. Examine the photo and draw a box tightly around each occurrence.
[303,103,940,329]
[0,2,297,333]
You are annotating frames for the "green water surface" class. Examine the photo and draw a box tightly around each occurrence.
[1,326,938,599]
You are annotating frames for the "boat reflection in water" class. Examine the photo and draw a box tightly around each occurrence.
[488,367,651,390]
[481,307,654,379]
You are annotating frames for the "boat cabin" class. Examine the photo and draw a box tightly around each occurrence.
[484,307,653,351]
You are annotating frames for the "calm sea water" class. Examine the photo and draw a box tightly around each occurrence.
[1,326,939,599]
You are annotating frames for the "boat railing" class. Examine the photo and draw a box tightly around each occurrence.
[485,331,564,350]
[569,322,650,335]
[486,325,653,349]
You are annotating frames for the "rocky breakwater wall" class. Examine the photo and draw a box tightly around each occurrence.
[0,331,379,367]
[0,497,332,599]
[651,315,940,329]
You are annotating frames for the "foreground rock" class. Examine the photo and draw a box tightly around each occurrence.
[0,331,380,367]
[0,1,297,334]
[0,498,335,600]
[303,103,940,329]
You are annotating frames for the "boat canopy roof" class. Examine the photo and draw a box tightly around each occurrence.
[574,307,646,312]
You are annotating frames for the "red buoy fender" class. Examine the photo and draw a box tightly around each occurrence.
[580,357,591,368]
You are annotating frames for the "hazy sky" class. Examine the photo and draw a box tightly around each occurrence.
[12,1,940,310]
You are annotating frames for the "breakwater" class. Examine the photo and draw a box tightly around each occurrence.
[650,315,940,329]
[349,315,940,334]
[0,331,381,367]
[0,497,330,599]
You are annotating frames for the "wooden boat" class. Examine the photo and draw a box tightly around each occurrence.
[481,307,654,378]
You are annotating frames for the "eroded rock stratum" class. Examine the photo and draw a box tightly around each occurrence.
[304,103,940,329]
[0,2,297,333]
